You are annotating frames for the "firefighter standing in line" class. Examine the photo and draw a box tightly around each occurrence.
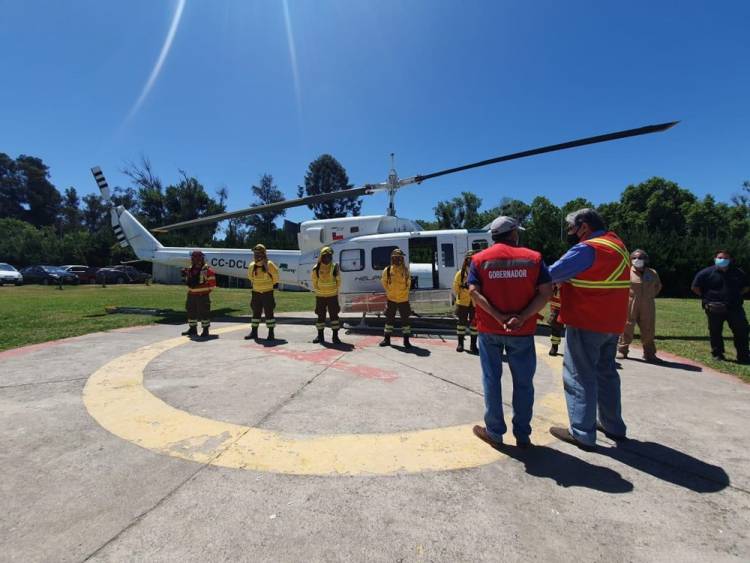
[181,250,217,338]
[245,244,279,341]
[452,250,478,353]
[380,248,412,348]
[312,246,342,344]
[548,284,564,356]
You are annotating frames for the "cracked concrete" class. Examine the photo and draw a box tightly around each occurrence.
[1,314,749,561]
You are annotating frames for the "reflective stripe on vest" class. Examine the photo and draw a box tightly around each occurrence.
[569,237,630,289]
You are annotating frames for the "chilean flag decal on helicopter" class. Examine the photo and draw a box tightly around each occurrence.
[332,229,344,241]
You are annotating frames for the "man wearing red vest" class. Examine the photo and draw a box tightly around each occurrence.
[548,208,630,451]
[468,216,553,449]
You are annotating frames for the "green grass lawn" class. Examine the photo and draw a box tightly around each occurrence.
[541,298,750,383]
[1,286,748,383]
[0,284,314,352]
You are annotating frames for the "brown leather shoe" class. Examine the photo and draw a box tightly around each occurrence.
[549,426,596,452]
[473,425,503,450]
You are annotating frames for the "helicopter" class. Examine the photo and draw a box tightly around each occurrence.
[91,121,677,315]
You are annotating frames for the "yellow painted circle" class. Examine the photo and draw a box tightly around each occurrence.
[83,325,566,475]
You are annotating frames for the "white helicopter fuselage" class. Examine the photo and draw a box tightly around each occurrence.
[110,203,492,298]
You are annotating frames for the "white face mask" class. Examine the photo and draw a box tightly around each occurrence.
[632,259,645,269]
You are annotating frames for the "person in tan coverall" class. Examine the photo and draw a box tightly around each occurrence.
[618,249,662,362]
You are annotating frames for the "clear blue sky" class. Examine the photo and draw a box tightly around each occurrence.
[1,0,748,226]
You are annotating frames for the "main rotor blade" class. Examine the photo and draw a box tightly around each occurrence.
[409,121,679,184]
[151,184,378,233]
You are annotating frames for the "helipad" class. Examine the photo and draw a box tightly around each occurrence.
[2,314,749,561]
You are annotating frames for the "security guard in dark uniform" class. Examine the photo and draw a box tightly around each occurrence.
[245,244,279,341]
[691,249,750,363]
[181,250,217,338]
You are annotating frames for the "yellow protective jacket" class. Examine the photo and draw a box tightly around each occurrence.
[452,268,472,307]
[381,264,411,303]
[248,260,279,293]
[311,262,341,297]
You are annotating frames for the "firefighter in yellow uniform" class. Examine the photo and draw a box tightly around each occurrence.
[380,248,412,348]
[181,250,217,339]
[245,244,280,341]
[452,250,478,353]
[311,246,342,344]
[548,284,564,356]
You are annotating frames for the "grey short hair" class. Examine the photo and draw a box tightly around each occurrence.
[565,208,606,231]
[631,249,648,259]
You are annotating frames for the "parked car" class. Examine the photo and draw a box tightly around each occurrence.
[19,265,79,285]
[0,263,24,286]
[95,265,151,284]
[61,265,100,284]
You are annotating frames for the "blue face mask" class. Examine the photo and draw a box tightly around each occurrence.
[715,258,730,268]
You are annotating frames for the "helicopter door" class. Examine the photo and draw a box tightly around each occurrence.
[436,234,461,289]
[408,236,438,289]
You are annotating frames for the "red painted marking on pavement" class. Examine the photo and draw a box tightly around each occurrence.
[242,342,400,382]
[331,361,398,382]
[251,346,342,364]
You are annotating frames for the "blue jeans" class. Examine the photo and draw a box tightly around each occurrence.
[562,326,627,445]
[478,332,536,442]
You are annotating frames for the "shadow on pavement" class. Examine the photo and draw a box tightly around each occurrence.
[502,444,634,493]
[626,356,702,372]
[600,439,730,493]
[321,341,356,352]
[256,338,288,348]
[391,344,431,357]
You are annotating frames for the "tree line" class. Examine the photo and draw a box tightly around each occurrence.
[1,150,748,296]
[421,178,750,296]
[0,152,358,270]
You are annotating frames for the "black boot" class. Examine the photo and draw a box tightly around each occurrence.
[403,335,412,349]
[200,326,210,338]
[379,334,391,347]
[456,336,465,353]
[182,326,198,337]
[244,326,258,340]
[332,330,342,344]
[549,344,558,356]
[470,335,478,354]
[267,327,275,341]
[313,329,325,344]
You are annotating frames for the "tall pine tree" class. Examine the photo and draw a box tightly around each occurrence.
[298,154,361,219]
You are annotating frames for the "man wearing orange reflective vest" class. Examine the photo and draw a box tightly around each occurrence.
[548,208,630,451]
[181,250,217,339]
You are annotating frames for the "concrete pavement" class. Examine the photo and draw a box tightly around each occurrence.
[1,313,749,561]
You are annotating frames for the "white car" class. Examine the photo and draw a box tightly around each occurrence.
[0,263,24,286]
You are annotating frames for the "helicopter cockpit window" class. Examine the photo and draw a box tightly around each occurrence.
[340,249,364,272]
[441,243,455,268]
[471,239,489,251]
[372,246,399,270]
